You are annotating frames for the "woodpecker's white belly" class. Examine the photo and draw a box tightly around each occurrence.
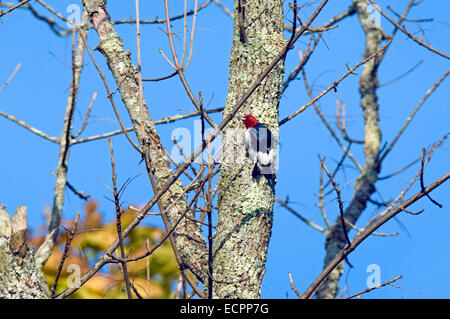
[244,128,274,166]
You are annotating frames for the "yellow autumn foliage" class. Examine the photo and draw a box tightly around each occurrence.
[32,200,179,299]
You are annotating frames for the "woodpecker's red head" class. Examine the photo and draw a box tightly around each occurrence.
[242,114,259,129]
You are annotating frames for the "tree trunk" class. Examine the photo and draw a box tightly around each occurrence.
[212,0,285,299]
[315,0,384,299]
[0,206,50,298]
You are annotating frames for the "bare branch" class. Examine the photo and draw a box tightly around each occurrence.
[35,0,72,25]
[368,0,450,59]
[289,272,302,298]
[0,110,60,144]
[321,160,351,248]
[286,4,357,33]
[420,148,442,208]
[378,60,423,88]
[213,0,232,19]
[109,138,132,299]
[78,31,143,154]
[72,92,97,139]
[0,63,21,95]
[282,33,321,93]
[112,0,212,26]
[162,0,217,129]
[380,68,450,162]
[279,39,392,126]
[0,0,31,18]
[65,180,91,201]
[301,171,450,299]
[275,197,326,233]
[345,275,403,299]
[51,212,80,298]
[36,23,88,267]
[302,69,362,172]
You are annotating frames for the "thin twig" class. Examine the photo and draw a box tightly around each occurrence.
[163,0,217,129]
[172,137,198,176]
[318,163,331,229]
[345,275,402,299]
[78,32,142,153]
[275,197,326,233]
[323,141,352,189]
[286,4,357,33]
[302,69,362,172]
[35,0,72,24]
[0,0,30,17]
[0,110,60,144]
[387,5,432,23]
[0,63,21,95]
[336,100,364,144]
[36,25,87,267]
[26,3,68,36]
[142,71,177,82]
[136,0,146,151]
[72,92,97,138]
[279,39,392,126]
[368,0,450,59]
[344,217,398,237]
[213,0,232,18]
[289,272,301,298]
[112,0,212,26]
[71,127,134,145]
[380,68,450,162]
[379,157,420,180]
[282,32,321,93]
[379,60,423,87]
[65,180,91,201]
[146,239,151,298]
[321,160,351,248]
[51,212,80,298]
[420,148,442,208]
[109,138,133,299]
[126,167,206,263]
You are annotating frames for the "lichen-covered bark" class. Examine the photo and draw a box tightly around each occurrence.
[212,0,286,299]
[81,0,209,282]
[0,206,50,299]
[315,0,384,299]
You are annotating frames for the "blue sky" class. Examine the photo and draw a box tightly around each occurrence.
[0,0,449,298]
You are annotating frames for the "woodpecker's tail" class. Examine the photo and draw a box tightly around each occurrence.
[252,164,276,184]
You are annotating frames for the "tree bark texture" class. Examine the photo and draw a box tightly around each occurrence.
[213,0,286,298]
[316,0,384,299]
[0,206,50,298]
[81,0,209,283]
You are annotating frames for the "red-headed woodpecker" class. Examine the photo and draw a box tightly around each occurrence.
[241,114,276,181]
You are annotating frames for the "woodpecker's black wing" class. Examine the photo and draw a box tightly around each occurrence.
[253,123,272,155]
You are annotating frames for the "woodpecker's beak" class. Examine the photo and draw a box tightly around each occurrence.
[241,117,246,121]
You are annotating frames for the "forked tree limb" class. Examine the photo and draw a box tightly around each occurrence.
[302,171,450,299]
